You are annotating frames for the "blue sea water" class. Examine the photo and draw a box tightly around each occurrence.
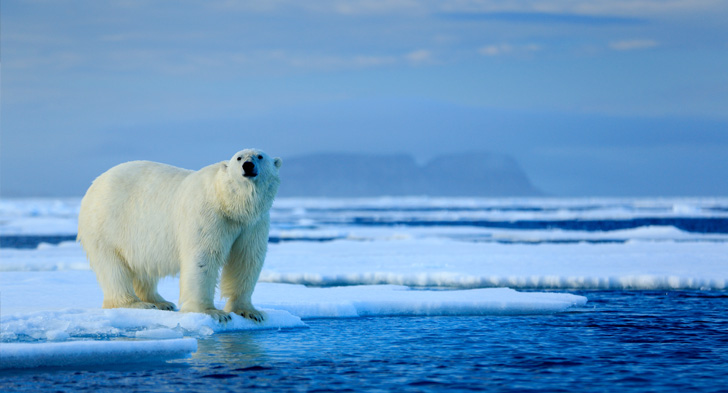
[2,198,727,392]
[3,200,728,249]
[2,291,727,392]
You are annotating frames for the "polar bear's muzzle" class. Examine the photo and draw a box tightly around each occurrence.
[242,161,258,178]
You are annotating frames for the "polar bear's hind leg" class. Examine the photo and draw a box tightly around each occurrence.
[133,276,177,311]
[89,248,158,309]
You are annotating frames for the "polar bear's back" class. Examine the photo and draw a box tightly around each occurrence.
[90,160,192,199]
[78,161,196,275]
[80,160,192,217]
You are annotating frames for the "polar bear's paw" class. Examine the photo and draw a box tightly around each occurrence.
[127,301,159,309]
[104,300,158,309]
[152,301,177,311]
[204,309,233,324]
[233,308,266,323]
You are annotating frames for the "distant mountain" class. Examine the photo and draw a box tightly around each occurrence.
[277,152,542,197]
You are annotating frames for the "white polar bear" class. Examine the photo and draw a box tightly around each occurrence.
[77,149,281,323]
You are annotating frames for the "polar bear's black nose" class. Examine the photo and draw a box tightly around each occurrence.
[242,161,258,177]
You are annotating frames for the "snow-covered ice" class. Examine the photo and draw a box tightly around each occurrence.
[1,197,726,369]
[0,271,584,342]
[261,237,727,290]
[254,284,587,318]
[0,270,585,369]
[0,338,197,369]
[0,198,80,236]
[3,235,725,289]
[1,303,305,343]
[1,241,88,271]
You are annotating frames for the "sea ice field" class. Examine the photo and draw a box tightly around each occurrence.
[1,197,727,392]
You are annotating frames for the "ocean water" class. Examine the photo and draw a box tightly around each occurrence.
[1,197,727,391]
[1,291,727,392]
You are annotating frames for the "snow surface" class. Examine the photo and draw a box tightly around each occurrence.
[262,237,727,290]
[0,271,584,340]
[0,198,80,235]
[1,197,726,369]
[3,234,726,290]
[253,283,587,318]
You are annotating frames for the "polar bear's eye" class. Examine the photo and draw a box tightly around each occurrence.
[237,157,242,161]
[257,155,263,160]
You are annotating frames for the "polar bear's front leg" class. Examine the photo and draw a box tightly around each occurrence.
[179,255,232,323]
[221,225,268,322]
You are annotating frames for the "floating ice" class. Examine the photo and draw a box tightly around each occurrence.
[0,198,80,236]
[261,238,727,290]
[135,328,184,340]
[2,197,725,371]
[254,284,587,318]
[1,306,306,343]
[2,235,726,290]
[0,338,197,369]
[0,241,89,271]
[1,271,584,346]
[4,197,728,239]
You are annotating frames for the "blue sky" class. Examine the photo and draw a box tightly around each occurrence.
[2,0,727,196]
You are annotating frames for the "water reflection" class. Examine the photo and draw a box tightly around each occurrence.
[185,332,271,370]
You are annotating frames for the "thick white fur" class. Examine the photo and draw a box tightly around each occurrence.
[77,149,281,323]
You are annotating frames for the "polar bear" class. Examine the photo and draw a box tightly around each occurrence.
[77,149,281,323]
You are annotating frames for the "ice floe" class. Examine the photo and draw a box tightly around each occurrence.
[1,271,584,346]
[0,338,197,369]
[1,197,726,370]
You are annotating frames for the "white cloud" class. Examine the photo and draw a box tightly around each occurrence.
[280,50,438,69]
[439,0,724,17]
[210,0,426,15]
[479,44,511,56]
[609,39,659,51]
[478,43,541,56]
[209,0,724,17]
[568,0,723,17]
[273,53,397,70]
[5,51,85,71]
[332,0,425,15]
[405,49,433,63]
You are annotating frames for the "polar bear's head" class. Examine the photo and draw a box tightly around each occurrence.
[219,149,282,220]
[228,149,282,185]
[230,149,281,176]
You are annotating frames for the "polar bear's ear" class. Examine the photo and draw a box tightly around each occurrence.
[274,157,282,169]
